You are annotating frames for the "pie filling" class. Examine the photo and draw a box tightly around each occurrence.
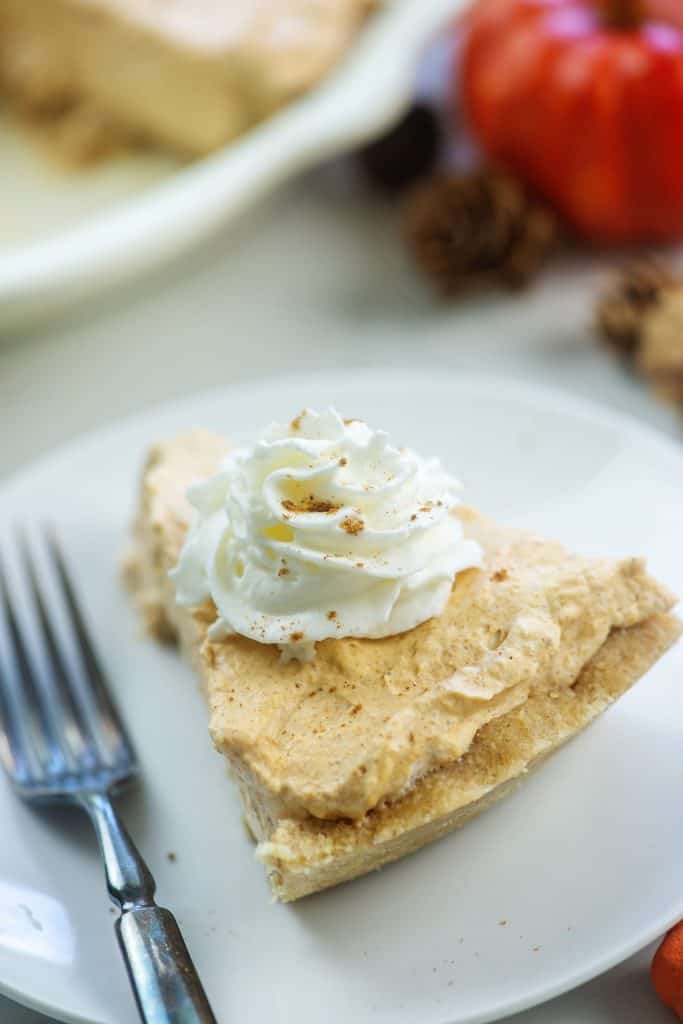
[126,428,678,825]
[0,0,375,159]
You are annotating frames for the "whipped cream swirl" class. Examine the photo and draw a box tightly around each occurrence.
[171,408,481,661]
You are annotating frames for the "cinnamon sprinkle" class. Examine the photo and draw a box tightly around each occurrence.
[491,568,508,582]
[282,496,341,514]
[326,610,337,620]
[278,568,289,577]
[290,411,305,431]
[341,515,364,535]
[290,631,304,643]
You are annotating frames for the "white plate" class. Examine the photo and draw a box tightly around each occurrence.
[0,0,461,333]
[0,369,682,1024]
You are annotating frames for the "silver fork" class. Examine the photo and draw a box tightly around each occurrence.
[0,532,217,1024]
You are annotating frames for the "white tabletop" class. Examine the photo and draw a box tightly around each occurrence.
[0,169,680,1023]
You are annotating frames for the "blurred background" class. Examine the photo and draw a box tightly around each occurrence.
[1,0,683,460]
[0,0,682,1021]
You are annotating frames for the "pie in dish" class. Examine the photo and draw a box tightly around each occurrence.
[125,424,681,901]
[0,0,375,160]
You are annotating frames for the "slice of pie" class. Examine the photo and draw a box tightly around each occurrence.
[125,429,681,901]
[0,0,375,159]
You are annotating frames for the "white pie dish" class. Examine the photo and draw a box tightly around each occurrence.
[0,0,461,334]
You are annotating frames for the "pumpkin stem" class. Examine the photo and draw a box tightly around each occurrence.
[602,0,644,27]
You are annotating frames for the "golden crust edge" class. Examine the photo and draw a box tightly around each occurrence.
[255,612,681,900]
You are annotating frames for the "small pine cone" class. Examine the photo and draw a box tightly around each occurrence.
[404,169,558,295]
[638,289,683,408]
[595,261,679,360]
[358,103,441,193]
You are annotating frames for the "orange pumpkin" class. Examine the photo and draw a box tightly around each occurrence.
[460,0,683,243]
[652,922,683,1019]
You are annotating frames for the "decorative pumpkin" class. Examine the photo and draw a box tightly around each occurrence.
[460,0,683,243]
[652,922,683,1020]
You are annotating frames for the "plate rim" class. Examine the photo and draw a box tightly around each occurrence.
[3,366,683,499]
[0,366,681,1024]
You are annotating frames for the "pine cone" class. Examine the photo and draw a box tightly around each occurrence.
[404,169,558,295]
[358,103,441,193]
[638,289,683,407]
[595,261,679,359]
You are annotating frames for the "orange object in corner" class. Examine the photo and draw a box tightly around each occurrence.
[459,0,683,244]
[652,922,683,1019]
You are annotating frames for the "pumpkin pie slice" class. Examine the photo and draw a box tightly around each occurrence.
[0,0,374,158]
[124,431,681,901]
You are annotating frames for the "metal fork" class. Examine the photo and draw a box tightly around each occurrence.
[0,532,217,1024]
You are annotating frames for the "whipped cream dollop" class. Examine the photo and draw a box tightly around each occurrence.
[171,408,481,661]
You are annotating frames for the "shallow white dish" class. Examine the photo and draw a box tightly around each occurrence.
[0,368,682,1024]
[0,0,461,333]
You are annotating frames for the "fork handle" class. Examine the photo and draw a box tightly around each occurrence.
[82,792,217,1024]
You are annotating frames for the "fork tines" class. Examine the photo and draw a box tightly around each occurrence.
[0,531,135,797]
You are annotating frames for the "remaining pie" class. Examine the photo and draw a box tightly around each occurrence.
[125,424,681,901]
[0,0,375,160]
